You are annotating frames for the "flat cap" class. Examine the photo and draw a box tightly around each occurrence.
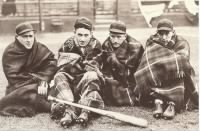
[74,17,92,30]
[16,22,36,35]
[157,19,173,31]
[109,21,126,34]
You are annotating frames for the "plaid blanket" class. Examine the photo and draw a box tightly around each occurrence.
[134,37,192,95]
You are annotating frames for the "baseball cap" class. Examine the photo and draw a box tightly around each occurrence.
[109,21,126,34]
[157,19,173,31]
[74,17,92,30]
[16,22,36,35]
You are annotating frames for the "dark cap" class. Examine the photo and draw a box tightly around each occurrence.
[16,22,36,35]
[157,19,173,31]
[74,17,92,30]
[109,21,126,34]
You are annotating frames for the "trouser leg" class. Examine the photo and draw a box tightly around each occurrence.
[53,72,74,102]
[49,72,74,120]
[75,72,104,126]
[77,71,104,110]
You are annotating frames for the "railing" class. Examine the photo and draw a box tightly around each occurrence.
[0,0,79,17]
[95,0,117,15]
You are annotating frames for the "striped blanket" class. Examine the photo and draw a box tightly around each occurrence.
[134,41,193,95]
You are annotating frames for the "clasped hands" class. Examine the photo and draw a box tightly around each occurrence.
[38,81,49,96]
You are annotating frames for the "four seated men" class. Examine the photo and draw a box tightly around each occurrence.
[0,18,198,128]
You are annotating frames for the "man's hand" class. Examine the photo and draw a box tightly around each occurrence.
[38,81,49,96]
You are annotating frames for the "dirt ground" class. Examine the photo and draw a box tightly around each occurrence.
[0,27,198,131]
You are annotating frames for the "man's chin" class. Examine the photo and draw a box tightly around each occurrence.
[112,44,120,48]
[25,46,33,49]
[79,42,88,47]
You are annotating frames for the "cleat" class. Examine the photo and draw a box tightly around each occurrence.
[50,103,66,120]
[60,113,73,128]
[163,102,176,120]
[76,111,89,127]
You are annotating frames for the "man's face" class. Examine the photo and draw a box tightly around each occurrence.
[109,32,126,48]
[16,31,35,49]
[158,30,174,42]
[74,28,92,47]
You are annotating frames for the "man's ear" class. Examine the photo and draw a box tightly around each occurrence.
[73,29,76,34]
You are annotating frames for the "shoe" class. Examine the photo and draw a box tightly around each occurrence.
[60,112,73,128]
[50,103,66,120]
[153,99,163,119]
[163,101,176,120]
[75,111,90,127]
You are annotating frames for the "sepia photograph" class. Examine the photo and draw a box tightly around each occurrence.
[0,0,199,131]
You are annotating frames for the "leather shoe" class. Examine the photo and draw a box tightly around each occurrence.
[163,101,176,120]
[153,99,163,119]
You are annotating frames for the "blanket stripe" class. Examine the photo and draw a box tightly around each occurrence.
[134,42,192,94]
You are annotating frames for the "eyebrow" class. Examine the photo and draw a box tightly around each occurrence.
[22,34,33,37]
[77,33,89,35]
[110,34,124,37]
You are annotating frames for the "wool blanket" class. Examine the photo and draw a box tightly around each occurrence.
[0,39,57,117]
[134,38,192,95]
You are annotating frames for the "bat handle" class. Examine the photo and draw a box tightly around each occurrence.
[48,96,57,102]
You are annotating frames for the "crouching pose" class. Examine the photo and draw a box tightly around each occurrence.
[134,19,199,120]
[49,17,104,128]
[0,22,57,117]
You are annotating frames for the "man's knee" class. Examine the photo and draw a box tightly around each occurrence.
[79,91,104,109]
[54,72,68,83]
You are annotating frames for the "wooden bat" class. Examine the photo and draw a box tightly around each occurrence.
[48,96,148,128]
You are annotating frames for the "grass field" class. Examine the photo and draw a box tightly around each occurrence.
[0,27,199,131]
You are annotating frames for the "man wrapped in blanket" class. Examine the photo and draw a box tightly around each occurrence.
[49,17,104,128]
[100,21,144,106]
[134,19,199,120]
[0,22,57,117]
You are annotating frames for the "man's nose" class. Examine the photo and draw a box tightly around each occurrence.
[26,36,32,42]
[113,37,118,42]
[80,36,86,41]
[162,34,167,39]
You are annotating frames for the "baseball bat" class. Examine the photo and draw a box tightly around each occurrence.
[48,96,148,128]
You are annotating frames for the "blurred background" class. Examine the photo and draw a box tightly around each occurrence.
[0,0,199,34]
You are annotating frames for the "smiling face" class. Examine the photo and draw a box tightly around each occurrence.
[109,32,126,48]
[74,28,92,47]
[16,31,35,49]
